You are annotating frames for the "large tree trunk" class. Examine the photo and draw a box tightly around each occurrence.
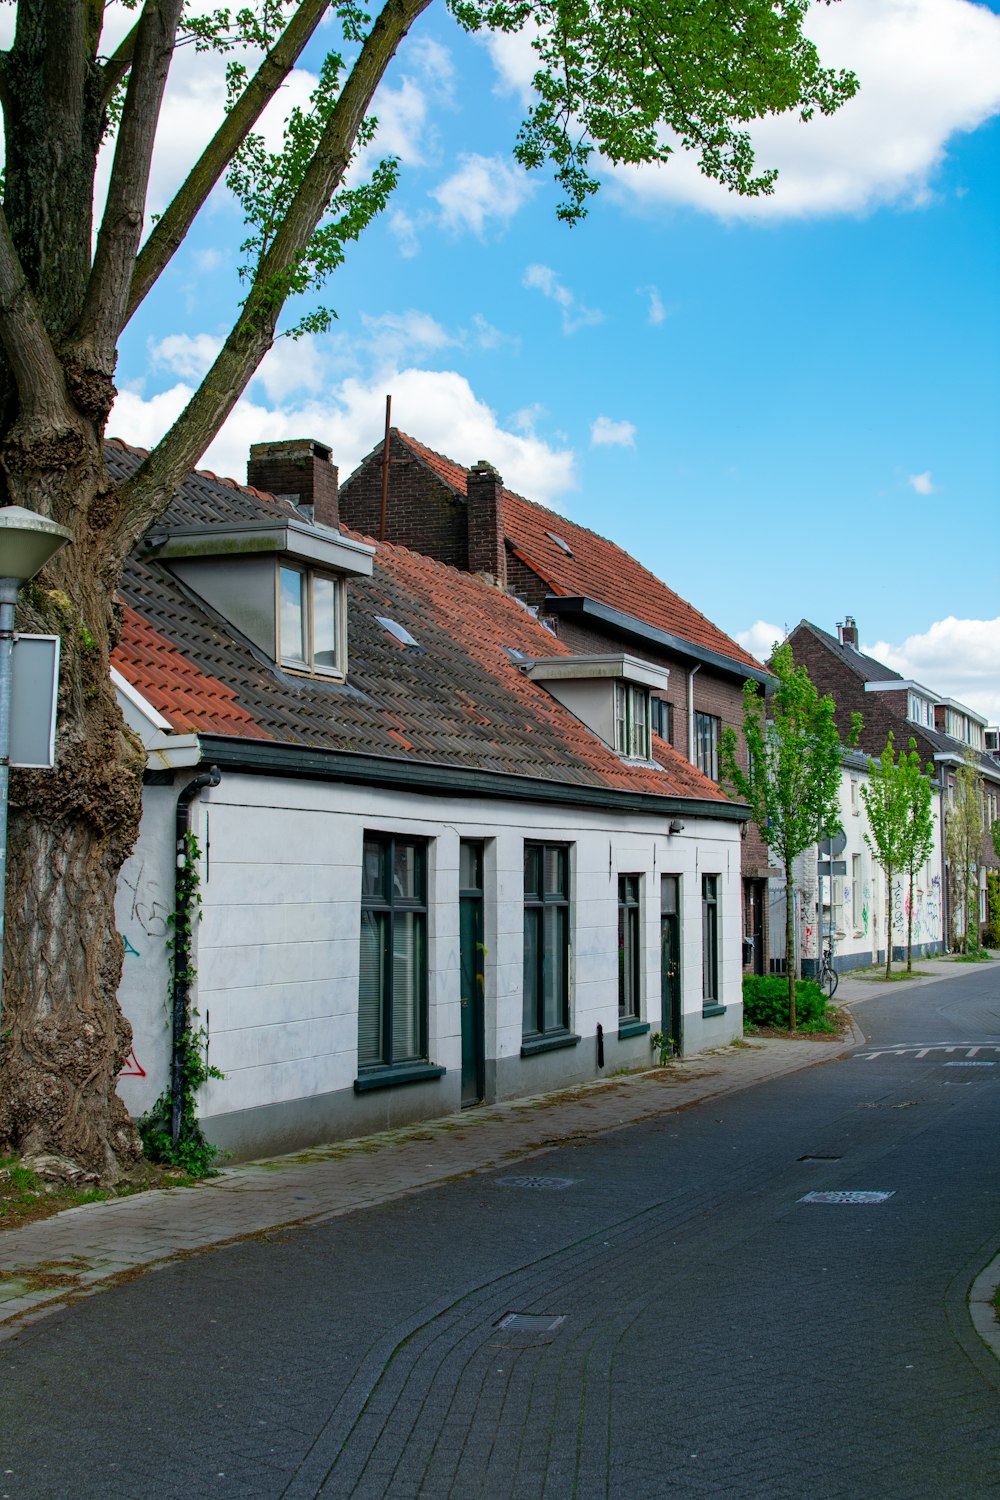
[0,432,147,1182]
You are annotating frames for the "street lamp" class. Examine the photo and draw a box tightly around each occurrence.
[0,506,72,1029]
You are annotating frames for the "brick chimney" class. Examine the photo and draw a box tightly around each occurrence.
[247,439,339,529]
[466,459,506,588]
[837,615,859,648]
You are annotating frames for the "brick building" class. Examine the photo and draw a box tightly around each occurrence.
[787,616,1000,949]
[338,429,774,971]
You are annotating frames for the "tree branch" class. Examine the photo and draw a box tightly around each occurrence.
[68,0,184,376]
[99,16,142,110]
[0,205,75,439]
[126,0,332,326]
[119,0,433,548]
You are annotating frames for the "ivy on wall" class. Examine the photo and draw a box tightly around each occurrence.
[139,831,223,1176]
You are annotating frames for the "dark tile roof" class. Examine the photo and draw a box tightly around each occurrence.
[792,620,904,684]
[109,442,730,805]
[395,431,763,674]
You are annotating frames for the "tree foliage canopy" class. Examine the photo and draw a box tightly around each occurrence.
[722,641,860,1026]
[0,0,857,1180]
[861,733,934,976]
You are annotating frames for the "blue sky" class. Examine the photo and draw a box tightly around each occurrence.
[97,0,1000,718]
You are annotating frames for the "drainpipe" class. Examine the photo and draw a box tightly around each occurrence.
[171,766,221,1143]
[687,663,701,765]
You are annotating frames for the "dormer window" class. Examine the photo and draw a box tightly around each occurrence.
[279,564,344,676]
[519,652,669,763]
[615,681,650,759]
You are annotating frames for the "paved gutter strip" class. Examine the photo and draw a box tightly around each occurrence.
[1,958,997,1358]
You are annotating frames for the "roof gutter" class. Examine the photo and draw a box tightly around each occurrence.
[193,735,751,824]
[542,596,773,687]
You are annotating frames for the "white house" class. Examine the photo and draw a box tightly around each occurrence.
[110,439,750,1160]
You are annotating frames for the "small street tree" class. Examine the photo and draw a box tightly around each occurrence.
[861,734,929,979]
[722,642,860,1030]
[945,752,984,953]
[0,4,859,1181]
[900,742,935,973]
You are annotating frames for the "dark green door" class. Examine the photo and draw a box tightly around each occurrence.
[460,841,485,1106]
[660,875,682,1054]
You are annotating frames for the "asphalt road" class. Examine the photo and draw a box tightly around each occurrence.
[3,969,1000,1500]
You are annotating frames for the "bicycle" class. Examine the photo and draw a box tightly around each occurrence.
[819,946,839,999]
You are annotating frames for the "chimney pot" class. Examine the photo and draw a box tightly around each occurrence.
[248,439,339,529]
[837,614,858,648]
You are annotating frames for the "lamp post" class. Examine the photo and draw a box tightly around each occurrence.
[0,507,72,1029]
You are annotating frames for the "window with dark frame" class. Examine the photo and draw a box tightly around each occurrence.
[702,874,719,1003]
[650,697,673,743]
[358,834,428,1070]
[523,843,570,1039]
[695,712,721,782]
[278,563,343,676]
[618,874,642,1020]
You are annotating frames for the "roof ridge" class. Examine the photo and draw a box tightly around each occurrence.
[393,429,760,668]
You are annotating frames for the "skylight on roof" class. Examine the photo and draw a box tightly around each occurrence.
[376,615,420,648]
[545,532,574,557]
[503,646,530,661]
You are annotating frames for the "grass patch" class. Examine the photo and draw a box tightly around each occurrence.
[0,1155,194,1232]
[855,968,931,982]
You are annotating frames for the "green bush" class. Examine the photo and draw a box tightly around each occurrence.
[742,975,831,1031]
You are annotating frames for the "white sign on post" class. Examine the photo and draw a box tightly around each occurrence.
[10,633,60,768]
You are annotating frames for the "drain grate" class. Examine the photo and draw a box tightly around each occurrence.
[496,1175,577,1191]
[800,1190,894,1205]
[944,1061,995,1067]
[492,1313,566,1346]
[858,1101,917,1110]
[798,1154,843,1162]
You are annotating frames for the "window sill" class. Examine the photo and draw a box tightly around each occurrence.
[617,1020,650,1040]
[701,1004,727,1019]
[520,1032,581,1058]
[354,1062,446,1094]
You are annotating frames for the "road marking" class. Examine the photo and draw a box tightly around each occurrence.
[855,1043,1000,1062]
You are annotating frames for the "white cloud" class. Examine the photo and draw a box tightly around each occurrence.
[486,0,1000,221]
[250,335,327,403]
[591,416,636,449]
[193,248,224,274]
[110,365,576,507]
[388,208,422,258]
[864,619,1000,725]
[481,25,542,106]
[735,621,786,662]
[359,309,456,368]
[431,154,535,236]
[472,313,519,352]
[639,285,668,327]
[149,333,222,380]
[522,264,604,334]
[908,470,936,495]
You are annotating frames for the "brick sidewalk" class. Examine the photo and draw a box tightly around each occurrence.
[0,1027,858,1340]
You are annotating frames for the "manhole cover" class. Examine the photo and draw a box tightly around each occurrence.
[800,1190,895,1205]
[492,1313,566,1346]
[496,1176,577,1190]
[944,1061,995,1067]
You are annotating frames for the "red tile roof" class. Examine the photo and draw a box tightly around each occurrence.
[108,438,736,808]
[396,430,762,673]
[113,609,271,739]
